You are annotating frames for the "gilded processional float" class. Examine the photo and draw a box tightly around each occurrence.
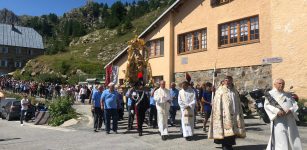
[125,37,153,87]
[104,37,153,88]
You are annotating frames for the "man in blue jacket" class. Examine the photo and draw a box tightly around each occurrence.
[101,82,119,134]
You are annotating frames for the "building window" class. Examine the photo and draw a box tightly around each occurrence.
[0,47,8,53]
[220,25,228,45]
[201,30,207,49]
[0,60,8,67]
[27,49,33,55]
[178,28,207,54]
[250,17,259,40]
[147,38,164,58]
[211,0,232,7]
[240,20,248,42]
[219,16,259,47]
[15,61,22,68]
[15,47,21,54]
[230,22,238,43]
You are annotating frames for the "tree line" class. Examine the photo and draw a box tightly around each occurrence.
[20,0,176,54]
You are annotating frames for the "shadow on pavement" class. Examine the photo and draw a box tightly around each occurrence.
[233,144,267,150]
[193,133,207,141]
[123,130,159,136]
[245,127,263,131]
[167,133,207,141]
[0,138,21,142]
[245,123,267,127]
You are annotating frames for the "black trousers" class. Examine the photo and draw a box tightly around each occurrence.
[169,106,179,124]
[93,107,103,129]
[104,109,118,132]
[149,105,157,127]
[137,107,146,132]
[128,105,135,129]
[214,136,236,147]
[118,103,124,120]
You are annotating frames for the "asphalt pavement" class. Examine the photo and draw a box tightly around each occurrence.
[0,104,306,150]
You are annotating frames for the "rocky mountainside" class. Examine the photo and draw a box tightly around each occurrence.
[0,8,20,25]
[1,1,174,84]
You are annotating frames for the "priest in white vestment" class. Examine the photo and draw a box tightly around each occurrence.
[208,76,246,150]
[154,80,171,141]
[178,81,196,141]
[264,78,302,150]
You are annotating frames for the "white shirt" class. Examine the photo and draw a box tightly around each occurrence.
[79,88,87,95]
[21,98,29,110]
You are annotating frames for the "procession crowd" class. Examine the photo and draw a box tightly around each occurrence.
[91,76,302,150]
[0,75,303,150]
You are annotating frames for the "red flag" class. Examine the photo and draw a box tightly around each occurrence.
[105,65,112,86]
[185,72,191,83]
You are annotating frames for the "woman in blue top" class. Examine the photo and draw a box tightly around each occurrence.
[202,82,213,132]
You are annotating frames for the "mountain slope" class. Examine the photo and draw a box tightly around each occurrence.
[20,7,167,83]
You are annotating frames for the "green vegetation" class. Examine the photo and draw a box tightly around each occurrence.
[48,96,77,126]
[12,0,174,84]
[20,0,174,54]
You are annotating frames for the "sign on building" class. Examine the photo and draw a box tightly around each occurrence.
[262,57,283,64]
[181,57,188,64]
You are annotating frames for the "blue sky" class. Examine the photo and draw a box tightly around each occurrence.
[0,0,134,16]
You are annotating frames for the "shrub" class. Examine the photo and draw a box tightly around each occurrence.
[48,96,77,126]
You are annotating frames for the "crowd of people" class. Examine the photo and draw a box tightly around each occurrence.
[91,76,302,150]
[1,75,303,150]
[90,80,214,139]
[0,76,93,103]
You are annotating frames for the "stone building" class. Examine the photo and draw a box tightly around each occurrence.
[105,0,307,98]
[0,23,44,75]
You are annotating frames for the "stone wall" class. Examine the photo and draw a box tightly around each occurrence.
[174,64,272,92]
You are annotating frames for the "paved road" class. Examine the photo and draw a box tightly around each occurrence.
[1,105,306,150]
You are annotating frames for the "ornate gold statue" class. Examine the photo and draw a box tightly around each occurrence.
[125,37,152,87]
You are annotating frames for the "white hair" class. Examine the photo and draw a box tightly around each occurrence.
[108,82,115,87]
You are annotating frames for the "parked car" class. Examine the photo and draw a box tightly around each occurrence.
[0,98,21,121]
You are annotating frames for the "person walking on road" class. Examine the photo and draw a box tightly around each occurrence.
[202,82,213,132]
[149,83,159,129]
[169,82,179,126]
[101,82,119,134]
[178,81,196,141]
[208,76,246,150]
[154,80,171,141]
[20,94,29,126]
[264,78,302,150]
[134,84,149,136]
[92,85,104,132]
